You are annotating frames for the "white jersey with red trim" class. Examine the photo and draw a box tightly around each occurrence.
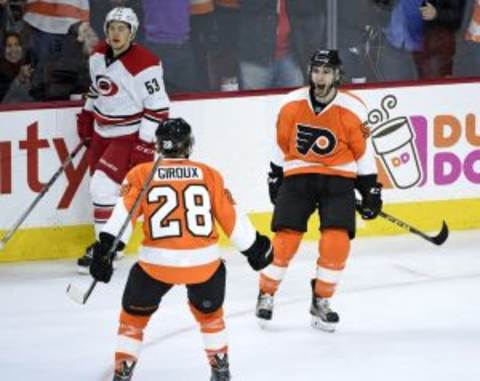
[84,42,170,143]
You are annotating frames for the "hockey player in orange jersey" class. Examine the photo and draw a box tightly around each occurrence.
[255,49,383,332]
[89,118,273,381]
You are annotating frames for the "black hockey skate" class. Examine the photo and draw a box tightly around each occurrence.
[113,360,136,381]
[310,280,339,332]
[255,292,274,328]
[210,353,231,381]
[77,244,94,274]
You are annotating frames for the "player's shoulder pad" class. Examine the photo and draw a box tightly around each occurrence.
[188,159,223,183]
[335,89,367,119]
[121,44,161,76]
[127,161,153,184]
[278,86,309,111]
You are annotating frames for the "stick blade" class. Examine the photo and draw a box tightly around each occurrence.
[66,283,87,304]
[431,221,449,246]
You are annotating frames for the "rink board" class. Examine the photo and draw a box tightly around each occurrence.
[1,79,479,262]
[1,198,479,262]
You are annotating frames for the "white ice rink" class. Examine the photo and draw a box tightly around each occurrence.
[1,230,479,381]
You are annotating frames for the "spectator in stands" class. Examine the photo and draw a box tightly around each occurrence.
[456,0,480,75]
[141,0,199,94]
[413,0,466,79]
[237,0,325,90]
[22,0,89,100]
[43,21,98,100]
[214,0,240,91]
[0,0,27,43]
[1,53,34,103]
[190,0,216,91]
[337,0,415,83]
[371,0,422,81]
[0,31,30,101]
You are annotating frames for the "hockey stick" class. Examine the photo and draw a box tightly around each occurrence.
[66,155,162,305]
[356,200,449,246]
[0,140,86,251]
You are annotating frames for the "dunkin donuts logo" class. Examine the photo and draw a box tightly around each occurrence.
[368,95,480,189]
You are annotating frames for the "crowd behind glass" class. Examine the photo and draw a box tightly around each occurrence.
[0,0,478,104]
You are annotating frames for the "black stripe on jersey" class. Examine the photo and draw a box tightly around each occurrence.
[144,107,169,113]
[144,114,166,123]
[93,202,116,208]
[93,105,143,120]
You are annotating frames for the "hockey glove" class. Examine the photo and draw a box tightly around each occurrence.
[268,162,284,205]
[355,174,383,220]
[76,109,94,146]
[241,232,274,271]
[89,232,125,283]
[130,139,156,168]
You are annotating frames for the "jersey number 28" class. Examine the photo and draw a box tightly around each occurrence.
[147,185,213,238]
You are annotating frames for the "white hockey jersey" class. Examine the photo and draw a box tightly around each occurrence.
[84,42,170,143]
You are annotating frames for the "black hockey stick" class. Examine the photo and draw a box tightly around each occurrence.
[0,140,86,251]
[66,155,162,305]
[356,200,449,246]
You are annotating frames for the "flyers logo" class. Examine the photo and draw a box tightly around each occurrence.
[296,125,337,156]
[95,75,119,96]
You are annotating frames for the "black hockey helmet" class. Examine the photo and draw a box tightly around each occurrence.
[155,118,194,158]
[308,49,343,87]
[309,49,342,69]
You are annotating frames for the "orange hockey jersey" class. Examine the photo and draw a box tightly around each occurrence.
[272,87,377,178]
[103,158,257,284]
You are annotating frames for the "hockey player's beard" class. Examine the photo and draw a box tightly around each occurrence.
[311,82,336,103]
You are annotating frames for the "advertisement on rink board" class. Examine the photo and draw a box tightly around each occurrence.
[0,81,479,261]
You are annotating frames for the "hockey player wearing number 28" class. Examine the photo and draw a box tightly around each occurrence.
[76,7,170,272]
[256,49,383,332]
[89,118,274,381]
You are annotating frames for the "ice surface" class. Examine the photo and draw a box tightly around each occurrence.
[1,230,479,381]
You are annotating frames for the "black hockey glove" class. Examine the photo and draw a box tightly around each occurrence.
[268,162,283,205]
[89,232,125,283]
[241,232,274,271]
[355,175,383,220]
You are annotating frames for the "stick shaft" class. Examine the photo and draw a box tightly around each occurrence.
[79,155,163,304]
[1,141,85,248]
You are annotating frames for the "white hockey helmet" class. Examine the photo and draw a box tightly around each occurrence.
[103,7,139,39]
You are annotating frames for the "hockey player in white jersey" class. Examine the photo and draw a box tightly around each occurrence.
[77,7,170,272]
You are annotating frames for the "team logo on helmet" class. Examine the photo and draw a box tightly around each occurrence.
[95,75,119,96]
[296,124,337,156]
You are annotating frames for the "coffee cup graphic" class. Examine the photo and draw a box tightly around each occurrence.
[371,116,421,189]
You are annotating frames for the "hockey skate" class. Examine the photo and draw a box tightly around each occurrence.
[77,243,124,274]
[113,360,136,381]
[255,292,274,328]
[210,353,231,381]
[310,281,339,332]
